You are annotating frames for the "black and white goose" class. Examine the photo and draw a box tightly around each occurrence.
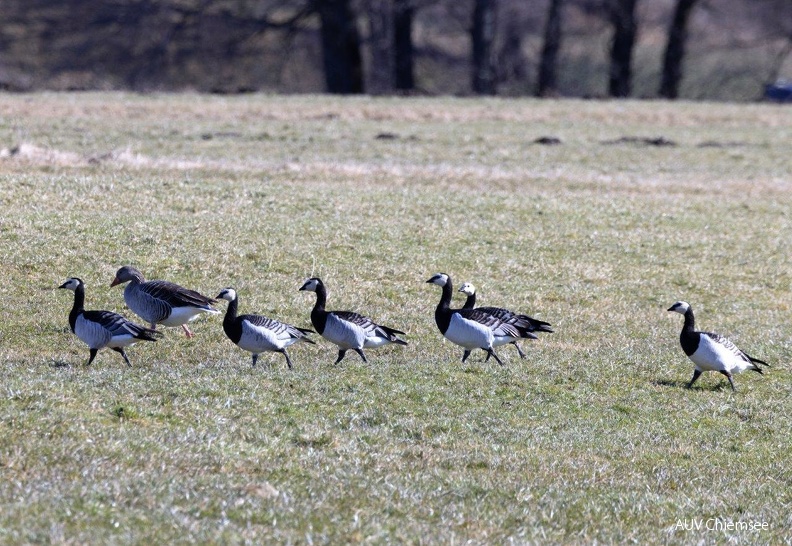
[458,281,553,359]
[298,277,408,364]
[427,273,536,366]
[59,277,160,366]
[668,301,769,391]
[216,287,315,369]
[110,265,219,337]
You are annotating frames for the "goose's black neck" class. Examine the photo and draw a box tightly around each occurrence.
[69,283,86,332]
[682,307,696,333]
[434,278,453,332]
[310,282,328,333]
[312,282,327,313]
[463,292,476,309]
[679,307,699,356]
[222,294,242,342]
[437,278,453,310]
[223,294,239,326]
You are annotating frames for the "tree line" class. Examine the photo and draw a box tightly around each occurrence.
[1,0,790,99]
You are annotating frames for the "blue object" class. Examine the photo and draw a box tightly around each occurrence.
[765,80,792,102]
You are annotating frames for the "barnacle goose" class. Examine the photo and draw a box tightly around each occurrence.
[298,277,408,364]
[216,287,315,369]
[459,282,553,359]
[426,273,536,365]
[110,265,219,337]
[59,277,160,366]
[668,301,769,391]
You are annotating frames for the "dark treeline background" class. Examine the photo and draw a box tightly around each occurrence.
[1,0,790,101]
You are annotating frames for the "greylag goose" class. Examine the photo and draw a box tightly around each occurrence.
[110,265,219,337]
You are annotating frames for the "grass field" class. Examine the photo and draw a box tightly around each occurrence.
[0,93,790,544]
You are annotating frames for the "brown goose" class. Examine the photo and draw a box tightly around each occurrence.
[110,265,219,337]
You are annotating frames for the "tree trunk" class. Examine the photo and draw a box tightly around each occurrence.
[367,0,393,94]
[316,0,364,94]
[608,0,638,98]
[393,0,415,92]
[497,20,525,87]
[471,0,497,95]
[659,0,699,99]
[536,0,564,97]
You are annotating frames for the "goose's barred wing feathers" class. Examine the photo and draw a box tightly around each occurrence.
[457,308,539,340]
[476,306,553,332]
[457,308,501,327]
[702,331,770,372]
[240,314,316,344]
[141,280,217,308]
[332,311,407,342]
[82,310,160,341]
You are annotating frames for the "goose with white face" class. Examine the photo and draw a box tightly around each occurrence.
[299,277,408,364]
[456,279,552,360]
[668,300,769,391]
[667,301,690,315]
[425,272,506,365]
[426,273,450,287]
[217,287,314,369]
[59,277,159,367]
[458,282,476,297]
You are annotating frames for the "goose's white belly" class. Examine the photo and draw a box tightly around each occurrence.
[160,306,214,327]
[323,314,365,349]
[492,335,519,348]
[689,335,748,373]
[363,335,391,348]
[238,320,303,353]
[106,335,142,349]
[444,313,493,349]
[74,316,111,349]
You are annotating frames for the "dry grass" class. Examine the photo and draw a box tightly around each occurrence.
[0,92,790,544]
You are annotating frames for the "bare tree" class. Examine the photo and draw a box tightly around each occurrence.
[757,0,792,89]
[367,0,394,93]
[471,0,498,95]
[659,0,700,99]
[315,0,364,93]
[537,0,564,97]
[394,0,416,92]
[608,0,638,97]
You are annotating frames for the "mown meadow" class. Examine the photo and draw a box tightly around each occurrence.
[0,93,790,544]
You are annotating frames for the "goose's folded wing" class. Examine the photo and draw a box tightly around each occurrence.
[142,280,216,309]
[242,314,309,341]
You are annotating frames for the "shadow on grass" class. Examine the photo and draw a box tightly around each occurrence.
[48,360,73,369]
[653,379,727,392]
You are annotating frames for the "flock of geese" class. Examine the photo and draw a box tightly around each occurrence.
[58,266,770,391]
